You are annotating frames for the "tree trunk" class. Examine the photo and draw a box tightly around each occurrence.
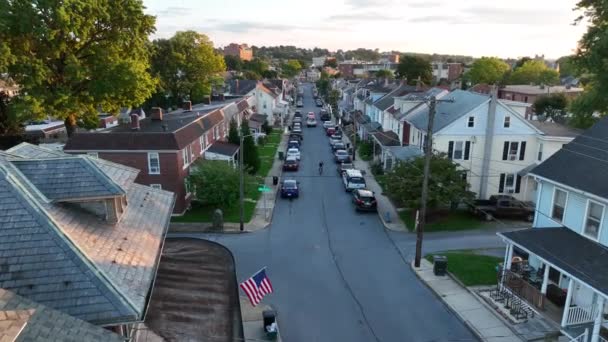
[65,114,77,137]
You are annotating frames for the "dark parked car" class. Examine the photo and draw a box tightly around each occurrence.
[282,157,299,171]
[469,195,535,221]
[320,111,330,122]
[331,131,343,139]
[326,127,336,136]
[289,133,303,141]
[332,142,346,152]
[280,179,300,198]
[293,126,303,134]
[287,140,300,149]
[334,149,351,163]
[316,100,323,107]
[352,189,377,212]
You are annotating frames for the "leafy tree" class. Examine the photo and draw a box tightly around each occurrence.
[224,55,243,71]
[0,0,157,135]
[240,119,260,174]
[327,89,341,117]
[395,55,432,85]
[228,118,240,144]
[243,58,269,75]
[281,59,302,78]
[514,57,532,69]
[151,31,226,107]
[556,55,577,77]
[324,58,338,68]
[344,48,381,62]
[384,153,474,210]
[466,57,510,85]
[243,71,262,80]
[261,120,273,135]
[507,60,559,85]
[189,160,240,207]
[375,69,394,79]
[570,85,601,128]
[316,78,330,97]
[261,70,278,79]
[0,91,21,135]
[533,94,568,122]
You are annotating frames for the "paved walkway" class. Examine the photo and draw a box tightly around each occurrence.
[413,259,523,342]
[240,297,282,342]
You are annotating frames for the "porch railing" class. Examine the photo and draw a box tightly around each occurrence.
[599,336,608,342]
[501,269,545,310]
[570,328,588,342]
[567,305,596,326]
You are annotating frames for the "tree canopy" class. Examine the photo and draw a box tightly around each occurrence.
[533,94,568,123]
[150,31,225,106]
[189,160,241,207]
[466,57,510,85]
[240,119,260,174]
[385,153,474,210]
[0,0,157,132]
[224,54,243,71]
[324,59,338,68]
[375,69,394,79]
[507,60,559,85]
[281,59,302,78]
[243,58,270,75]
[395,55,432,85]
[556,55,577,77]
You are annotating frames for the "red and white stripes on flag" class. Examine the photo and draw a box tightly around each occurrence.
[240,268,273,307]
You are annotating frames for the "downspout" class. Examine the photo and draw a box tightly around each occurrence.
[479,86,498,199]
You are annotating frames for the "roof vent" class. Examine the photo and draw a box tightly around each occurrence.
[183,101,192,111]
[151,107,163,121]
[162,124,168,132]
[130,113,140,130]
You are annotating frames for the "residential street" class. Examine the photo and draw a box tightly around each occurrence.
[172,84,502,342]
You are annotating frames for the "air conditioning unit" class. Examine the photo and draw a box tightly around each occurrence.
[507,188,515,194]
[509,154,517,161]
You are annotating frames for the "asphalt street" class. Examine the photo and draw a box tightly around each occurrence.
[172,84,505,342]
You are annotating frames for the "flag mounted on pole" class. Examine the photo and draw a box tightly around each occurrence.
[240,268,273,307]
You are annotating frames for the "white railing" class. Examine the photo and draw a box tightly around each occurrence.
[599,336,608,342]
[567,306,597,325]
[570,328,588,342]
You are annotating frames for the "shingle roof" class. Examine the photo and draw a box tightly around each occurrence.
[371,130,400,147]
[207,141,239,156]
[0,289,123,341]
[7,143,65,159]
[226,79,257,96]
[528,121,582,138]
[385,146,423,161]
[11,158,125,201]
[501,85,583,95]
[530,116,608,199]
[406,90,489,132]
[249,113,267,123]
[373,84,418,111]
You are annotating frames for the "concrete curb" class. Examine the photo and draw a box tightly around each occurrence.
[410,260,486,342]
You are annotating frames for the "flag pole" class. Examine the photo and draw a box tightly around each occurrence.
[244,266,267,280]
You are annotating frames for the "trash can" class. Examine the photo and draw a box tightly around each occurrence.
[273,176,279,185]
[263,310,278,339]
[278,151,284,160]
[433,255,448,276]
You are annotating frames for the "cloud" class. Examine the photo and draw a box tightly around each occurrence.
[328,12,400,21]
[409,6,571,25]
[154,6,192,17]
[407,1,442,8]
[198,21,314,33]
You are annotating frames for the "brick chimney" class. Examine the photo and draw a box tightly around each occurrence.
[183,101,192,111]
[130,113,140,130]
[151,107,163,121]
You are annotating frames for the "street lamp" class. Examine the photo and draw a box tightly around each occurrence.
[239,133,254,231]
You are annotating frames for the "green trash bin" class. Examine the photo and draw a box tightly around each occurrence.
[278,151,284,160]
[433,255,448,276]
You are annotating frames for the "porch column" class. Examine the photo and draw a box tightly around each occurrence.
[541,263,550,294]
[591,296,605,342]
[505,244,514,270]
[500,243,513,290]
[561,278,574,327]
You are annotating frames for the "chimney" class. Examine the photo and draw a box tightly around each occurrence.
[183,101,192,111]
[130,113,140,130]
[202,96,211,105]
[151,107,163,121]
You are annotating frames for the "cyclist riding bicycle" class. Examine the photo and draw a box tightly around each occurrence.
[318,161,324,175]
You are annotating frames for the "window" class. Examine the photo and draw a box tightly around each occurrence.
[503,141,527,161]
[504,116,511,128]
[584,201,604,239]
[182,145,192,168]
[467,116,475,128]
[204,133,209,147]
[453,141,464,159]
[213,126,219,140]
[552,188,567,222]
[505,174,515,187]
[509,142,519,158]
[200,136,206,154]
[86,152,98,159]
[223,122,227,137]
[498,173,521,193]
[537,143,544,161]
[150,184,162,190]
[184,178,192,197]
[148,153,160,174]
[448,141,471,160]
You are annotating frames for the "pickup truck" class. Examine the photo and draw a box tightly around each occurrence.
[469,195,535,222]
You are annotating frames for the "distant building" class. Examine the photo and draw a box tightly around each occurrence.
[312,56,327,67]
[224,43,253,61]
[338,61,398,78]
[24,120,67,142]
[499,85,584,118]
[431,62,464,83]
[380,53,400,64]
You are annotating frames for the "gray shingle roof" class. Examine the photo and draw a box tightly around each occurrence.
[406,90,489,132]
[11,158,125,201]
[373,84,417,111]
[0,289,123,342]
[530,116,608,199]
[385,146,423,161]
[7,143,64,159]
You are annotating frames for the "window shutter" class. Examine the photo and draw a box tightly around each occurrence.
[464,141,471,160]
[499,174,505,193]
[515,175,522,193]
[519,141,526,160]
[502,142,509,160]
[448,141,454,159]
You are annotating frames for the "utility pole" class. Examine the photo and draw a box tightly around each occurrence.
[239,135,245,231]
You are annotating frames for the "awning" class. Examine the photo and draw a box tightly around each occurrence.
[371,130,400,147]
[499,227,608,296]
[206,141,239,157]
[518,163,538,176]
[385,145,423,161]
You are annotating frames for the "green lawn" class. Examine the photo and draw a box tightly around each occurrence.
[257,132,282,177]
[358,141,373,161]
[400,209,483,232]
[425,250,501,286]
[172,201,257,223]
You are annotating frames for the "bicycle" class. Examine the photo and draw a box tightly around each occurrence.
[318,162,324,175]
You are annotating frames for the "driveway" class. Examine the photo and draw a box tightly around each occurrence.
[172,84,488,342]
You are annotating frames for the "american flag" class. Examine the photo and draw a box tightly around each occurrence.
[240,268,273,307]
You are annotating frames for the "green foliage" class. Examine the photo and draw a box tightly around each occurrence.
[466,57,510,85]
[252,45,329,62]
[261,70,278,79]
[0,91,22,135]
[243,58,269,75]
[395,55,432,85]
[374,69,394,79]
[240,119,261,174]
[281,59,302,78]
[343,48,381,62]
[316,79,330,97]
[189,161,240,207]
[150,31,226,107]
[384,153,474,210]
[0,0,157,124]
[327,89,340,115]
[507,60,559,85]
[324,58,338,68]
[261,120,273,135]
[358,140,373,161]
[514,57,532,69]
[243,71,262,80]
[533,94,568,122]
[228,118,240,144]
[224,55,243,71]
[570,86,602,128]
[556,55,577,77]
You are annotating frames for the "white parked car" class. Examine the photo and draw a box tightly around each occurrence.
[286,148,301,160]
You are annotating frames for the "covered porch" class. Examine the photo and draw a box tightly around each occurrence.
[498,227,608,342]
[370,130,400,167]
[204,141,240,168]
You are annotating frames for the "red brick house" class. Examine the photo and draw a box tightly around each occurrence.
[64,97,252,214]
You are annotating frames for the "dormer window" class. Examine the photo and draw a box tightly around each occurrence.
[467,116,475,128]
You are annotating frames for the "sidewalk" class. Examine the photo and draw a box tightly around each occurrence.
[342,133,407,232]
[412,259,523,342]
[240,297,282,341]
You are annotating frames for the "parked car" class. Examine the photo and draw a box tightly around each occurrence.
[323,121,334,129]
[307,112,316,119]
[332,142,346,152]
[297,100,303,107]
[294,110,302,116]
[293,116,302,123]
[293,126,303,134]
[352,189,377,212]
[320,111,330,122]
[334,149,351,163]
[337,162,356,176]
[316,99,323,107]
[331,130,343,139]
[342,169,366,191]
[469,195,535,221]
[306,118,317,127]
[289,132,303,141]
[287,140,300,149]
[280,179,300,198]
[329,136,342,146]
[326,126,336,136]
[287,148,301,160]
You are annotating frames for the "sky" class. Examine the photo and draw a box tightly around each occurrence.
[143,0,589,59]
